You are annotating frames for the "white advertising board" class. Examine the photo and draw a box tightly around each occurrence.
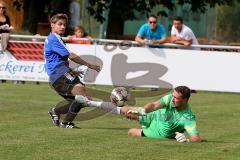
[1,43,239,93]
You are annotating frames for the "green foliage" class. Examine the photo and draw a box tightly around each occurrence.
[0,83,240,159]
[13,0,23,11]
[216,1,240,42]
[86,0,239,23]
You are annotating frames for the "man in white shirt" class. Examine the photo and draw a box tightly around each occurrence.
[170,16,199,46]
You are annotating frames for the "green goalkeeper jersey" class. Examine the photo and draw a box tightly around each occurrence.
[139,94,199,139]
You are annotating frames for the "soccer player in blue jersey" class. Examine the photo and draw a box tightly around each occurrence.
[45,14,100,128]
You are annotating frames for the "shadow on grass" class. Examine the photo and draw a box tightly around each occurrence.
[81,127,130,131]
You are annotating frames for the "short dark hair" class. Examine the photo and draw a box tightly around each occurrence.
[174,86,191,99]
[148,15,157,20]
[50,13,68,24]
[173,16,183,23]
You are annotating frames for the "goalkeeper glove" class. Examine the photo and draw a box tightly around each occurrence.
[127,107,146,116]
[175,132,190,143]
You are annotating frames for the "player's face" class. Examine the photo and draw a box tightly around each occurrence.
[51,19,66,35]
[148,17,157,30]
[173,20,183,32]
[172,90,187,108]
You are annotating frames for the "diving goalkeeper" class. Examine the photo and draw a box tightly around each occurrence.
[78,86,202,143]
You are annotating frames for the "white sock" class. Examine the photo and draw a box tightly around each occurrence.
[75,95,121,115]
[87,100,102,107]
[88,101,121,114]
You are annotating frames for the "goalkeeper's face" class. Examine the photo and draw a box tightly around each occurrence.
[172,90,187,108]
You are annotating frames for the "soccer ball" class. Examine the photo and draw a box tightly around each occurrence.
[110,87,130,107]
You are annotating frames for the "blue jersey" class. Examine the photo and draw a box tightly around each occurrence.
[44,33,70,84]
[137,23,166,40]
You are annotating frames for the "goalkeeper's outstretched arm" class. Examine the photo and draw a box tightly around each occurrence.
[123,100,163,116]
[143,100,163,113]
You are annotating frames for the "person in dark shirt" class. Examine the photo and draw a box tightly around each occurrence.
[0,1,11,34]
[0,1,12,83]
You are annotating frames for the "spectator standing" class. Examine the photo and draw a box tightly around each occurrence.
[0,1,13,53]
[0,1,13,83]
[170,16,199,47]
[135,15,167,45]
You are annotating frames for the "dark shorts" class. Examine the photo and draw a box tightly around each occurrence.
[50,71,84,100]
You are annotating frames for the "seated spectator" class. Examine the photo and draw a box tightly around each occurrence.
[68,25,92,44]
[170,16,199,47]
[135,15,167,45]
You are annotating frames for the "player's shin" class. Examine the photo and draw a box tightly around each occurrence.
[75,95,121,114]
[97,102,121,114]
[63,101,84,123]
[86,100,121,115]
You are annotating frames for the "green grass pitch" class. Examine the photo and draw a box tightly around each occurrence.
[0,83,240,160]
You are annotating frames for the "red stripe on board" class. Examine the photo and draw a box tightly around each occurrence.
[7,42,45,62]
[6,47,43,51]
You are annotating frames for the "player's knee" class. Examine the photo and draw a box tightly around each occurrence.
[69,101,84,113]
[71,84,85,95]
[128,129,133,136]
[128,128,142,137]
[128,128,137,136]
